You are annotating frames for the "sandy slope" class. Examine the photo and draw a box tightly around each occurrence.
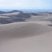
[0,22,52,52]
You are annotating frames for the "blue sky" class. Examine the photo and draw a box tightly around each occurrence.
[0,0,52,9]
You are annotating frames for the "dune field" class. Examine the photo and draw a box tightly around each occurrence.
[0,20,52,52]
[0,11,52,52]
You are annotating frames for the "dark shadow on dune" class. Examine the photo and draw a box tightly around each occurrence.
[0,10,32,24]
[0,10,40,24]
[0,13,31,24]
[47,18,52,27]
[48,24,52,26]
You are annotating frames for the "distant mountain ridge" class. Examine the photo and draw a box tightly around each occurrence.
[0,10,22,14]
[0,9,52,14]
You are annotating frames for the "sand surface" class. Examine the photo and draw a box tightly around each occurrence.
[0,21,52,52]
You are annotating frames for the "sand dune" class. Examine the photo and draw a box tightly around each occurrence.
[0,22,52,52]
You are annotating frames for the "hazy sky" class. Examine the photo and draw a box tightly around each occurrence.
[0,0,52,9]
